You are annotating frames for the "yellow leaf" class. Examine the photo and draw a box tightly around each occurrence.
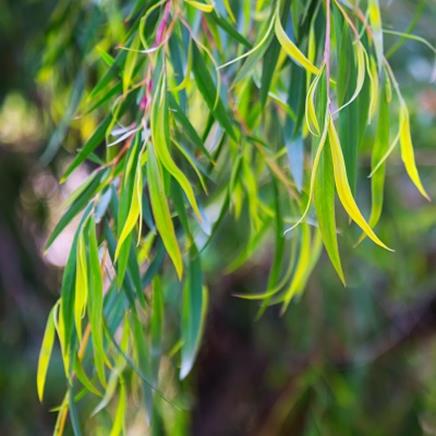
[328,116,393,251]
[74,230,89,340]
[368,0,383,67]
[185,0,214,13]
[274,11,320,75]
[305,67,325,136]
[115,159,143,260]
[399,105,430,201]
[282,225,322,311]
[37,303,57,401]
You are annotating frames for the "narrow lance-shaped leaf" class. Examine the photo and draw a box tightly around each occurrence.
[305,67,325,136]
[335,41,366,114]
[274,8,320,75]
[147,145,184,279]
[399,104,430,201]
[87,217,107,386]
[46,169,107,249]
[115,157,143,259]
[367,55,379,123]
[368,0,384,69]
[151,76,202,219]
[282,224,322,311]
[110,379,126,436]
[285,105,330,234]
[180,248,207,379]
[61,117,111,183]
[150,277,164,382]
[314,143,346,284]
[369,82,390,228]
[74,227,89,341]
[37,303,58,401]
[259,0,290,106]
[74,355,103,396]
[328,116,393,251]
[191,43,237,140]
[185,0,214,13]
[122,35,140,93]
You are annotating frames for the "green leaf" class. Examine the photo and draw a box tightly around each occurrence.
[369,82,390,228]
[122,35,140,93]
[147,145,184,279]
[314,143,345,284]
[115,154,143,259]
[87,217,107,386]
[180,248,207,379]
[282,224,322,311]
[61,117,111,182]
[110,379,126,436]
[208,12,251,48]
[151,76,202,219]
[191,43,237,141]
[46,169,107,249]
[151,277,164,381]
[74,355,103,397]
[74,227,89,341]
[37,303,57,401]
[40,71,85,165]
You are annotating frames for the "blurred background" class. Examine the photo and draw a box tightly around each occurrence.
[0,0,435,434]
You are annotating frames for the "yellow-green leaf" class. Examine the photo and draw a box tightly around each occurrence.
[37,304,57,401]
[87,218,107,386]
[367,55,379,123]
[368,0,383,68]
[314,144,346,284]
[285,109,329,234]
[282,225,322,311]
[122,35,140,93]
[147,145,184,279]
[369,83,390,228]
[328,116,393,251]
[74,355,103,397]
[115,158,143,260]
[74,229,89,341]
[151,77,201,219]
[274,10,320,75]
[185,0,214,12]
[305,67,324,136]
[110,379,126,436]
[399,104,430,201]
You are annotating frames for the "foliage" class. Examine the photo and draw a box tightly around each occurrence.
[34,0,434,434]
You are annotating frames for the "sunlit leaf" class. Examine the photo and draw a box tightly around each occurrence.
[74,227,89,341]
[274,8,320,75]
[37,303,57,401]
[328,116,393,251]
[399,104,430,201]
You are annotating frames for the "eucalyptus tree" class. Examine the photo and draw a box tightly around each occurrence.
[36,0,432,434]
